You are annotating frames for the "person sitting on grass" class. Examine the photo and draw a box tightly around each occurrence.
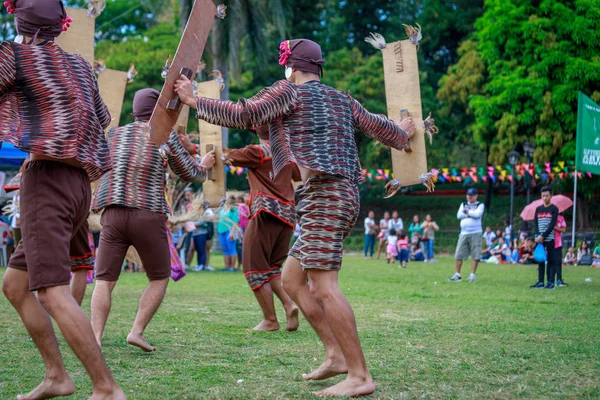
[386,229,398,264]
[410,232,425,261]
[519,238,536,264]
[397,232,410,268]
[577,241,592,266]
[592,244,600,267]
[563,247,577,266]
[481,236,499,260]
[490,237,505,259]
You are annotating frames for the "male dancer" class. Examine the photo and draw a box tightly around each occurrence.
[90,88,215,352]
[174,38,415,397]
[0,1,125,398]
[185,126,300,330]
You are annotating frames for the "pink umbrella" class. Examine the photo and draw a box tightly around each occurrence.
[520,195,573,221]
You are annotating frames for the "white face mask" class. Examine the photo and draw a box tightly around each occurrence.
[285,67,293,80]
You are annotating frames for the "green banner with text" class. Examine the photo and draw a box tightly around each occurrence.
[576,92,600,175]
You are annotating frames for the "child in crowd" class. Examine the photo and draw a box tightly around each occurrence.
[519,238,535,264]
[410,232,425,261]
[397,232,410,268]
[563,247,577,265]
[386,229,398,264]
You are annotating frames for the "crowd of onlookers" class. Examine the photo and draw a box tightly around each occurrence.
[363,211,440,266]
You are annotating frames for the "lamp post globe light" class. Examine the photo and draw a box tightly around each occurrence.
[507,150,520,241]
[523,141,535,204]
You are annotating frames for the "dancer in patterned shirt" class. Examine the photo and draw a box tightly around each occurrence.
[0,1,125,399]
[90,88,215,352]
[174,38,416,397]
[223,126,301,331]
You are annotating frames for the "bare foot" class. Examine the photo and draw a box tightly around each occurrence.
[302,357,348,381]
[89,386,127,400]
[286,306,299,332]
[17,377,75,400]
[126,333,156,352]
[252,319,280,331]
[313,376,376,397]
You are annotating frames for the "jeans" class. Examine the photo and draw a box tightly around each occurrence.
[193,233,208,266]
[398,248,409,262]
[424,239,434,259]
[364,234,376,257]
[538,240,560,283]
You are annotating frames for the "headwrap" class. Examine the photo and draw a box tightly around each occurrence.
[279,39,325,77]
[132,88,160,122]
[5,0,71,41]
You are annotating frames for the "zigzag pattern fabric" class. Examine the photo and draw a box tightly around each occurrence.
[195,80,409,185]
[0,41,111,182]
[93,122,207,214]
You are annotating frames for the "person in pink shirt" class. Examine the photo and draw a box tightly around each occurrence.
[554,214,567,287]
[397,233,410,269]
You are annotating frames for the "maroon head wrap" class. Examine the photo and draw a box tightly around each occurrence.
[279,39,325,77]
[132,88,160,122]
[5,0,71,41]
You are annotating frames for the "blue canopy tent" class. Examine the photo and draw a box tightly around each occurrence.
[0,143,28,168]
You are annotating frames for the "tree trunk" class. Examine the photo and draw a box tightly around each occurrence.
[576,195,591,230]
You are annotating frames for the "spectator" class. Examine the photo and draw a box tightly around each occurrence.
[218,196,240,271]
[504,218,512,242]
[450,188,484,282]
[530,186,559,289]
[191,215,215,272]
[483,226,496,248]
[421,214,439,262]
[364,211,377,259]
[377,211,391,260]
[482,236,499,261]
[397,232,410,268]
[592,244,600,267]
[386,228,398,264]
[495,229,503,243]
[518,221,531,242]
[11,192,21,247]
[236,195,249,270]
[563,247,577,266]
[501,239,518,264]
[490,237,505,259]
[554,214,567,286]
[388,211,404,234]
[519,238,535,264]
[410,232,425,261]
[408,215,423,241]
[577,241,592,266]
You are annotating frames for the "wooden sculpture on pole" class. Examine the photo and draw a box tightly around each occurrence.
[365,25,439,196]
[55,7,97,64]
[148,0,227,145]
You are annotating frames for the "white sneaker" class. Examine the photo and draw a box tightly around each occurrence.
[448,273,462,282]
[468,274,476,283]
[194,265,204,272]
[204,265,215,271]
[424,259,429,263]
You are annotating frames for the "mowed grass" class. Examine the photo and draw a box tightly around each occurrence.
[0,256,599,399]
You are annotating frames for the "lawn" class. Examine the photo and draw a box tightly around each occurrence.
[0,256,599,399]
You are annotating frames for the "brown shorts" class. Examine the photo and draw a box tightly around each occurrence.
[289,174,359,271]
[243,212,293,290]
[95,207,169,281]
[69,220,94,271]
[8,161,92,291]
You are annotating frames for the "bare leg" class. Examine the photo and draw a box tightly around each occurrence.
[70,269,88,306]
[37,284,125,399]
[471,260,479,274]
[270,275,299,331]
[90,280,118,347]
[455,259,463,274]
[127,278,168,352]
[2,268,75,400]
[281,257,347,380]
[251,283,280,331]
[376,239,384,260]
[307,269,375,397]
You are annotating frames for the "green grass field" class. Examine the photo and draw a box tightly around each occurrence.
[1,256,599,399]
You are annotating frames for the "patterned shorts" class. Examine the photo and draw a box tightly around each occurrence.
[289,174,359,271]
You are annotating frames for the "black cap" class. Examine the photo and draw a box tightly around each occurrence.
[466,188,478,195]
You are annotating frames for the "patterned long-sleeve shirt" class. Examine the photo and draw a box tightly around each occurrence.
[534,204,558,242]
[196,80,408,185]
[92,122,207,214]
[0,40,111,182]
[227,143,297,227]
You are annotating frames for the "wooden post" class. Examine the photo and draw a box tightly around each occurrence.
[197,80,225,207]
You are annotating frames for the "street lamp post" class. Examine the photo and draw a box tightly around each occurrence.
[523,141,535,204]
[507,150,521,241]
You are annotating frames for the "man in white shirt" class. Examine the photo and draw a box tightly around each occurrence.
[388,210,404,233]
[363,211,377,258]
[450,188,485,282]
